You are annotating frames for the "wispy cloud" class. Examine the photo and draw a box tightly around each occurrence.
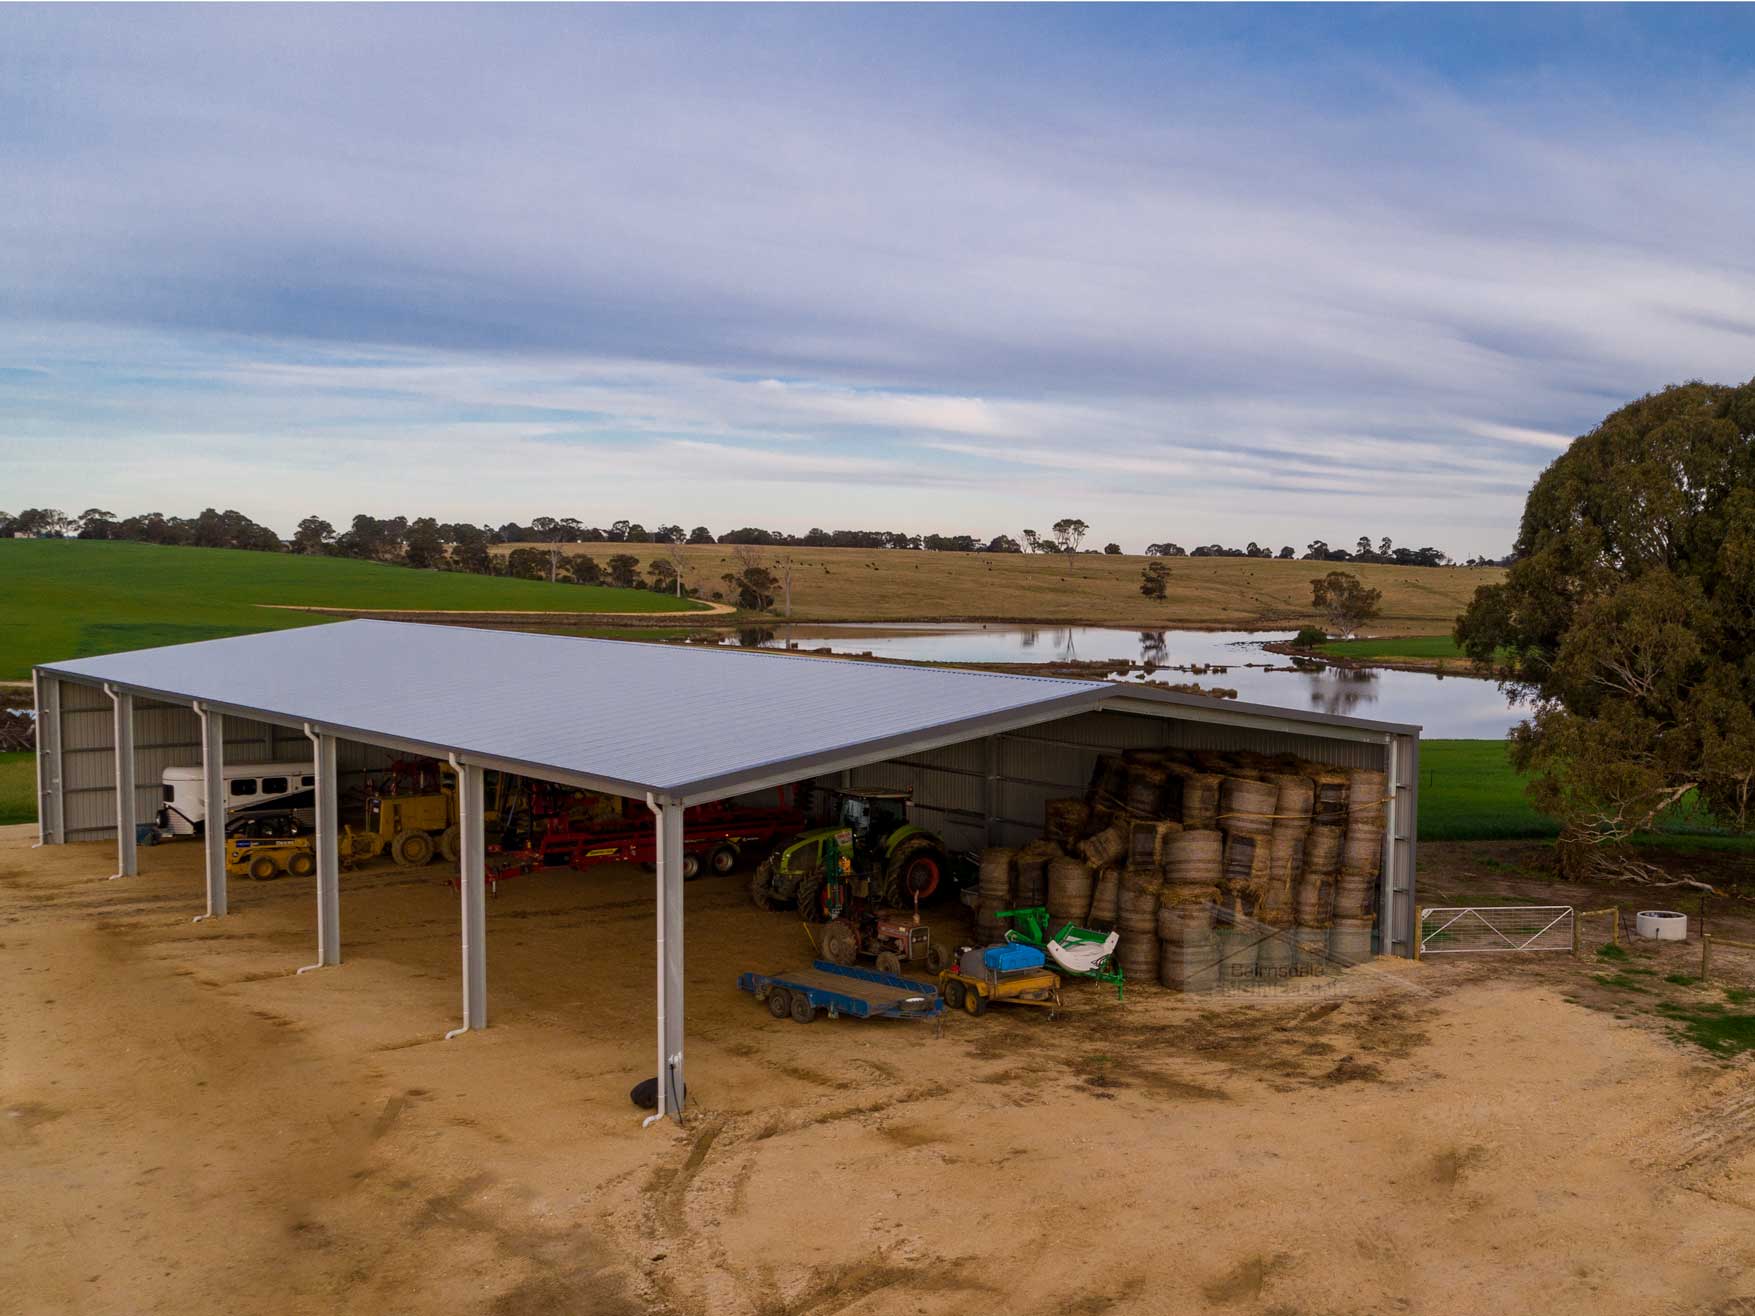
[1,7,1752,550]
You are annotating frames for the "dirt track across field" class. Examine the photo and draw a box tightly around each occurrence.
[4,826,1755,1316]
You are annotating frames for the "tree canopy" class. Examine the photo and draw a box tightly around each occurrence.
[1455,377,1755,867]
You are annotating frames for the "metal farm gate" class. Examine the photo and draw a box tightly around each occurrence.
[1418,905,1576,955]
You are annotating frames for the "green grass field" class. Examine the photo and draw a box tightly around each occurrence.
[0,751,33,825]
[1321,635,1470,662]
[0,540,708,679]
[1416,739,1558,840]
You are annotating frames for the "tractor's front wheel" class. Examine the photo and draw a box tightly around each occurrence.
[749,859,778,911]
[392,829,435,867]
[794,869,830,924]
[875,951,902,977]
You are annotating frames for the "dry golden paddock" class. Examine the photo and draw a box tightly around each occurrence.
[489,544,1502,634]
[6,825,1755,1316]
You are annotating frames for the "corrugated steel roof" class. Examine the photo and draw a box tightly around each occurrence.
[38,620,1109,798]
[38,619,1418,800]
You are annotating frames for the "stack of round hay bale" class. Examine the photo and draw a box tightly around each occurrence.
[1086,865,1122,930]
[1044,798,1090,850]
[1013,838,1059,909]
[1263,774,1320,968]
[975,846,1016,944]
[1120,752,1169,820]
[1330,768,1387,964]
[1178,771,1223,830]
[1046,852,1095,931]
[1157,828,1222,991]
[1217,776,1285,977]
[1114,866,1163,985]
[1295,763,1349,967]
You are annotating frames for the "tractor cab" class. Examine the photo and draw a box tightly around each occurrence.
[834,788,912,847]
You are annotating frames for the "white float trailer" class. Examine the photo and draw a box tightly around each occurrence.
[157,761,317,837]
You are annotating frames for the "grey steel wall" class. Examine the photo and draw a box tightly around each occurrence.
[45,675,395,843]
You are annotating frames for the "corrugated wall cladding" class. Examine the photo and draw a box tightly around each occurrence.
[55,682,394,841]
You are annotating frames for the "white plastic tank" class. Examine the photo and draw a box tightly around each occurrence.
[1634,910,1688,941]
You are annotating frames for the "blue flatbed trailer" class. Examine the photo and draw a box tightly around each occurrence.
[738,959,944,1023]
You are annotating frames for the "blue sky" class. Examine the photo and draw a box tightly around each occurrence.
[3,5,1753,554]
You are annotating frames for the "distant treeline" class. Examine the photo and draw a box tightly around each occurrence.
[0,507,1509,577]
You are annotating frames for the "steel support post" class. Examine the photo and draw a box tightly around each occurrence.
[108,686,138,879]
[448,759,487,1037]
[34,672,63,845]
[647,795,686,1124]
[299,727,340,972]
[195,703,226,920]
[1379,736,1398,955]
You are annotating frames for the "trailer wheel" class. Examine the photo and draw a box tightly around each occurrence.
[287,851,316,878]
[965,988,989,1017]
[875,951,902,977]
[437,826,460,863]
[682,854,701,881]
[942,978,967,1011]
[248,854,280,881]
[392,829,435,867]
[767,988,792,1020]
[710,845,739,875]
[790,993,816,1023]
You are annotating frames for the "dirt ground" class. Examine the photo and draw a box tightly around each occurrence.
[5,826,1755,1316]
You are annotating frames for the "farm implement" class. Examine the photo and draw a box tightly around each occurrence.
[998,906,1125,1000]
[737,960,944,1024]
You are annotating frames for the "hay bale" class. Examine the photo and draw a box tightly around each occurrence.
[1116,869,1163,934]
[1087,866,1122,928]
[977,847,1016,904]
[1078,821,1128,869]
[1127,818,1184,867]
[1220,833,1273,910]
[1333,872,1377,922]
[1329,916,1375,965]
[1255,926,1299,978]
[1180,773,1223,829]
[1047,855,1095,927]
[1255,824,1304,926]
[1347,769,1389,827]
[1158,940,1218,992]
[1123,761,1169,818]
[1044,798,1091,847]
[1309,767,1350,828]
[1219,777,1277,837]
[1015,839,1061,905]
[1270,772,1315,824]
[1164,828,1223,887]
[1086,755,1128,813]
[1156,884,1217,942]
[1115,931,1161,984]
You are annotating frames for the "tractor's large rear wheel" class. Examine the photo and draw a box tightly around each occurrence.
[887,841,947,906]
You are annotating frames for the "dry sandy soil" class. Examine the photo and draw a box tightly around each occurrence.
[5,825,1755,1316]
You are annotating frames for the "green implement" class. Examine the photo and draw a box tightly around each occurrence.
[997,906,1126,1000]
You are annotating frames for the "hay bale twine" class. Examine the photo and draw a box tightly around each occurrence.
[1347,769,1389,828]
[1309,767,1350,827]
[1219,777,1277,838]
[1329,916,1375,965]
[1046,855,1095,926]
[1158,939,1217,992]
[1180,773,1223,829]
[1270,772,1315,824]
[1164,828,1223,888]
[1043,798,1090,847]
[1078,821,1128,869]
[1087,866,1122,927]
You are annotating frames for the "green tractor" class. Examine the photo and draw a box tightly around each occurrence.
[748,787,949,922]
